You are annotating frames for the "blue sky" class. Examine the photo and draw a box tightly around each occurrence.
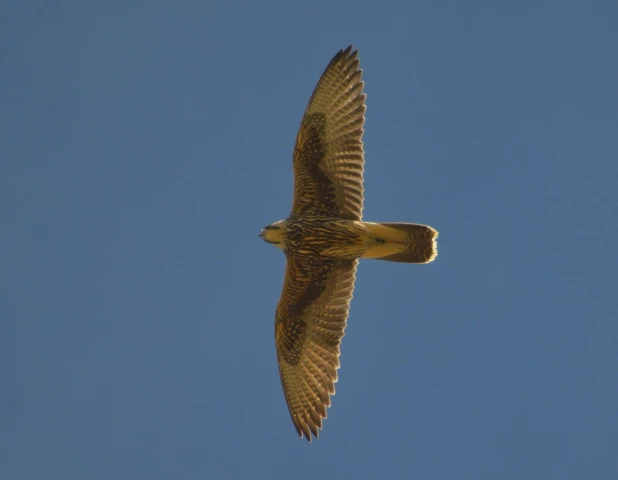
[2,1,617,479]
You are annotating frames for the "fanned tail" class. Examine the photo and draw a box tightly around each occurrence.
[362,222,438,264]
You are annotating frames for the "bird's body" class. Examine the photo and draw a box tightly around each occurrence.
[262,217,368,259]
[260,46,438,441]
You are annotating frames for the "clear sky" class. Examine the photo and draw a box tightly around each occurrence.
[2,1,617,479]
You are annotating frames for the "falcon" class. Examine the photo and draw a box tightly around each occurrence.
[259,45,438,441]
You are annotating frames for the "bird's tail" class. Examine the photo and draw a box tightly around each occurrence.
[362,222,438,264]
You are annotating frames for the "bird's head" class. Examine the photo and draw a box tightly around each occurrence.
[259,221,285,248]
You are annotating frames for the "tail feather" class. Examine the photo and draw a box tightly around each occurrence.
[362,222,438,264]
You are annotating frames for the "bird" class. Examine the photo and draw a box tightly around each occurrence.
[259,45,438,441]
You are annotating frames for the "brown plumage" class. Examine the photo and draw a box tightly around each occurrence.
[260,45,438,441]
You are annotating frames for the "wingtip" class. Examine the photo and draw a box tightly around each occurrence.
[298,427,318,443]
[330,44,358,66]
[292,413,322,443]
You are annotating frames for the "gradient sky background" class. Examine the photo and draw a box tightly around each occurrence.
[2,1,617,479]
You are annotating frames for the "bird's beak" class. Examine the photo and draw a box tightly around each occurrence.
[258,230,264,239]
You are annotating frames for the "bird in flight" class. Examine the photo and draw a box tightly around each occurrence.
[259,45,438,441]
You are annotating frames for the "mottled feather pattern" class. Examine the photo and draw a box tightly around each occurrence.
[282,216,367,258]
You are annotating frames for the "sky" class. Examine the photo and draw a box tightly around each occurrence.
[2,1,617,479]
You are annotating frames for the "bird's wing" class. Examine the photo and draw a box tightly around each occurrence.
[291,46,366,221]
[275,255,358,441]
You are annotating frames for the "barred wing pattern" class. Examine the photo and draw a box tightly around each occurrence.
[275,256,358,441]
[292,46,366,221]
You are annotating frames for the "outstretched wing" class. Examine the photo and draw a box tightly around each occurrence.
[291,46,366,221]
[275,255,358,441]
